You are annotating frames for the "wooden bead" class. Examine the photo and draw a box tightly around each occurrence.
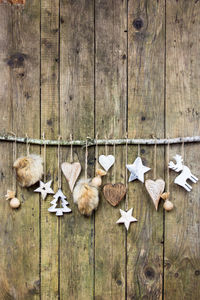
[163,200,173,211]
[161,192,170,200]
[10,198,21,209]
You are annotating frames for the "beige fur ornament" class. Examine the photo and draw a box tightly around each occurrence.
[13,154,43,187]
[73,169,106,216]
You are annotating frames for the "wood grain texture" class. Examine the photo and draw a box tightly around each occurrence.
[127,0,165,299]
[165,1,200,299]
[59,0,94,299]
[0,1,40,299]
[41,0,59,299]
[95,0,127,299]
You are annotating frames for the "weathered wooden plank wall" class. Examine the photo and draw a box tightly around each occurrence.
[0,1,199,300]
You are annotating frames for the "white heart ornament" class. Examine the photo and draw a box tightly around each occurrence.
[61,162,81,192]
[99,155,115,171]
[145,179,165,211]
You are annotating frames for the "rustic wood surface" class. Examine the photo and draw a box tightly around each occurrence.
[0,0,199,299]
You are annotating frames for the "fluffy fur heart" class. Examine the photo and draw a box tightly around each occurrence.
[61,162,81,192]
[145,179,165,210]
[99,155,115,171]
[103,183,127,207]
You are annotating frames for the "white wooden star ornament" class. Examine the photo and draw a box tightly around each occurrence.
[126,157,151,183]
[34,180,54,200]
[116,208,137,230]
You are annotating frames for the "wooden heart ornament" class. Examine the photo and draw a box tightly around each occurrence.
[61,162,81,192]
[103,183,127,207]
[145,179,165,211]
[99,155,115,171]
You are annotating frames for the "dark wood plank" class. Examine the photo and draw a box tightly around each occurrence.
[165,1,200,299]
[0,1,40,299]
[127,0,165,299]
[59,1,95,299]
[94,0,127,299]
[41,0,60,298]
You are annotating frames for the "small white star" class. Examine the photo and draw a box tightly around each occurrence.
[126,157,151,183]
[34,180,54,200]
[116,208,137,230]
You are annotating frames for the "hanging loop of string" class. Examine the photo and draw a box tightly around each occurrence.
[57,136,62,189]
[95,133,98,171]
[153,137,157,180]
[85,138,88,180]
[26,133,30,155]
[43,133,47,182]
[125,132,128,212]
[70,133,73,163]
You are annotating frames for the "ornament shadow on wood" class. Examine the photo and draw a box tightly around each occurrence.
[73,169,106,216]
[145,179,165,211]
[169,154,198,192]
[48,189,71,216]
[103,183,126,207]
[99,155,115,172]
[61,162,81,192]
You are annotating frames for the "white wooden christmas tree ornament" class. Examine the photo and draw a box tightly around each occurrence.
[116,208,137,231]
[48,188,71,216]
[126,157,151,183]
[34,180,54,200]
[169,154,198,192]
[99,155,115,171]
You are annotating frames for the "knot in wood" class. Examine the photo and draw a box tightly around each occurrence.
[133,18,143,30]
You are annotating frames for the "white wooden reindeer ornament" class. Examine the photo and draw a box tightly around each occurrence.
[169,154,198,192]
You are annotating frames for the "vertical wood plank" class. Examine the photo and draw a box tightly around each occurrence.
[41,0,60,299]
[60,1,94,299]
[165,1,200,299]
[127,0,165,299]
[0,1,40,299]
[94,0,127,299]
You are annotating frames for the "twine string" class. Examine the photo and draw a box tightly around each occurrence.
[13,133,17,191]
[138,144,140,156]
[113,142,116,183]
[26,133,30,155]
[125,133,128,212]
[105,134,108,156]
[70,133,73,163]
[58,136,62,189]
[85,138,88,180]
[95,133,98,171]
[167,140,170,192]
[181,140,185,161]
[153,138,157,180]
[43,133,47,182]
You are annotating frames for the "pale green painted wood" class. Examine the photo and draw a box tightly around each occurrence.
[165,1,200,299]
[94,0,127,299]
[0,1,40,299]
[41,0,60,299]
[59,0,95,299]
[127,1,165,299]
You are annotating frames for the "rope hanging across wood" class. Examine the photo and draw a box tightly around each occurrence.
[1,134,200,147]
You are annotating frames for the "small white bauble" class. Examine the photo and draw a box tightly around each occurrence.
[10,198,21,209]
